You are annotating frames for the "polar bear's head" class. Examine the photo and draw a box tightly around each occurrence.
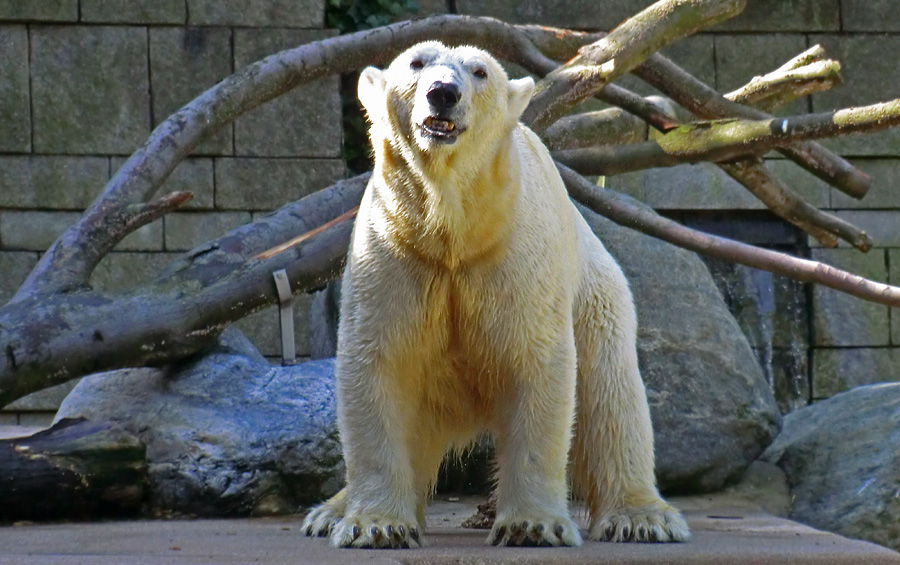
[358,42,535,157]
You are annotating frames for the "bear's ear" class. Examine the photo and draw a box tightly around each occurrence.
[507,76,535,122]
[358,66,386,116]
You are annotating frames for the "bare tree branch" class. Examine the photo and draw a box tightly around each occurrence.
[522,0,747,132]
[558,163,900,307]
[553,98,900,174]
[726,59,842,113]
[634,53,871,199]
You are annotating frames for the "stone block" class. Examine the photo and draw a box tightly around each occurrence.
[616,35,716,98]
[5,380,80,411]
[714,0,840,32]
[233,29,342,158]
[812,347,900,399]
[81,0,185,24]
[187,0,324,27]
[616,156,833,211]
[164,211,252,252]
[0,211,161,252]
[0,26,29,152]
[833,211,900,248]
[811,248,889,347]
[842,0,900,32]
[90,252,182,292]
[111,157,215,209]
[0,156,107,209]
[714,34,808,116]
[116,222,164,252]
[149,27,233,156]
[0,211,80,251]
[214,158,345,211]
[455,0,652,30]
[234,294,313,358]
[0,0,77,21]
[811,35,900,157]
[0,251,38,304]
[31,26,149,155]
[831,159,900,209]
[891,249,900,346]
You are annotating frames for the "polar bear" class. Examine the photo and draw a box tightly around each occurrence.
[302,41,690,549]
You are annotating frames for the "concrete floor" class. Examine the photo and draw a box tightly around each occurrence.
[2,425,899,564]
[0,496,898,564]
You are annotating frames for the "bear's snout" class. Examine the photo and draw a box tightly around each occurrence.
[426,81,460,113]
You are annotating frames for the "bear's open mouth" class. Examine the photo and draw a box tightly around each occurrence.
[421,116,463,142]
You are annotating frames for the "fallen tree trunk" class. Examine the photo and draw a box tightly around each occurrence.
[0,418,146,522]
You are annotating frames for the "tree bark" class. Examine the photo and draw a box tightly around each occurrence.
[0,418,146,522]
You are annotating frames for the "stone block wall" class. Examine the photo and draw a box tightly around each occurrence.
[0,1,344,424]
[3,0,900,422]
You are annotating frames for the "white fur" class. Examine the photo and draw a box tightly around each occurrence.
[302,42,690,549]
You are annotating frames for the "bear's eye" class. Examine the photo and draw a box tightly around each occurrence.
[410,59,424,70]
[473,68,488,79]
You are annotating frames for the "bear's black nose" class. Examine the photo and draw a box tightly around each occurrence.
[426,81,460,111]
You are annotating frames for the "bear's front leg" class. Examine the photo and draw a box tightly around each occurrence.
[325,356,424,549]
[488,336,583,547]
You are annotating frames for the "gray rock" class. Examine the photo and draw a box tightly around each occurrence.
[308,203,781,493]
[761,384,900,551]
[55,330,343,517]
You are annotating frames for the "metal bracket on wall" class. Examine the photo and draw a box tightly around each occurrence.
[272,269,296,366]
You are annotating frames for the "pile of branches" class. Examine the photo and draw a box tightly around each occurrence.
[3,0,900,408]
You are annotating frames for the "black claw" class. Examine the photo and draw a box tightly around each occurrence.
[398,525,406,538]
[555,524,565,539]
[352,525,361,540]
[386,525,395,538]
[410,528,421,545]
[534,523,545,534]
[305,525,313,536]
[370,525,380,539]
[622,525,631,540]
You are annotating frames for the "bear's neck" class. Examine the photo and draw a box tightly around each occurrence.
[373,129,521,270]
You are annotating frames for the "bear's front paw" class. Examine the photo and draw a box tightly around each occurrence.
[590,503,690,543]
[487,515,583,547]
[330,515,423,549]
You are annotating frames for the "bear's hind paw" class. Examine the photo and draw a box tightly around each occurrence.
[330,515,422,549]
[487,515,583,547]
[590,504,690,543]
[300,502,341,538]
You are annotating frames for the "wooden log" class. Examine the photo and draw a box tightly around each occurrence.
[0,418,146,522]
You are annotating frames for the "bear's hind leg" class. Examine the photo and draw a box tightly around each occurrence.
[573,260,690,543]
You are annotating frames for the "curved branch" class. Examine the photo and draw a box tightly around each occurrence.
[558,163,900,307]
[12,15,559,303]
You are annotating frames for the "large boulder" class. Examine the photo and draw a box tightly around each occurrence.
[576,203,780,492]
[55,329,343,517]
[761,384,900,551]
[310,203,780,493]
